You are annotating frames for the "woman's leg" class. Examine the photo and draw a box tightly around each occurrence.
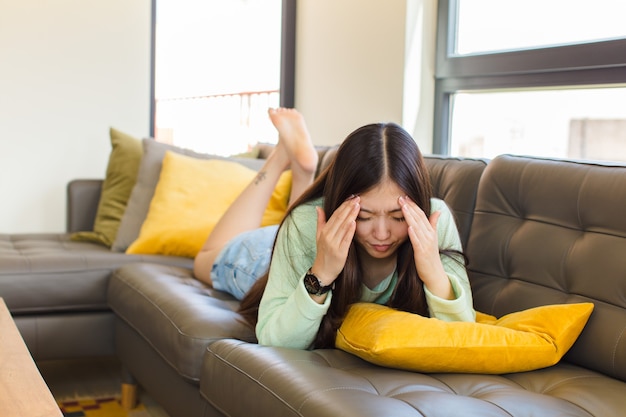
[193,108,318,285]
[268,108,318,207]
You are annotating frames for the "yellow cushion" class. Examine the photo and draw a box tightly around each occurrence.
[71,128,142,247]
[335,302,594,374]
[126,151,291,258]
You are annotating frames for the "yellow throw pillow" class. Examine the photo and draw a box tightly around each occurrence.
[126,151,292,258]
[71,128,142,247]
[336,302,594,374]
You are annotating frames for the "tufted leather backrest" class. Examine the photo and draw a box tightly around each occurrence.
[467,154,626,381]
[424,156,487,250]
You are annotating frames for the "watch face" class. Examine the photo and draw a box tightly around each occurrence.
[304,273,321,294]
[304,272,332,295]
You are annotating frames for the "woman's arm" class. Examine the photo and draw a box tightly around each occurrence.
[255,201,329,349]
[425,199,476,322]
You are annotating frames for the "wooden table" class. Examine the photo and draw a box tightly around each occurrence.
[0,298,62,417]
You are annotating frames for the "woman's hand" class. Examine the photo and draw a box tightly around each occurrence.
[311,196,360,287]
[399,196,454,300]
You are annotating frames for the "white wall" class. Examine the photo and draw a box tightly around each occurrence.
[295,0,408,146]
[294,0,436,150]
[0,0,151,233]
[403,0,437,153]
[0,0,436,233]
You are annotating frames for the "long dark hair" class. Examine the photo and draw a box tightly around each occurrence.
[239,122,454,348]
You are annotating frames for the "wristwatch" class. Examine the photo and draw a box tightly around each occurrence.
[303,269,333,296]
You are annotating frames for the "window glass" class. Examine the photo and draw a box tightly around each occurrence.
[455,0,626,55]
[154,0,282,155]
[450,87,626,161]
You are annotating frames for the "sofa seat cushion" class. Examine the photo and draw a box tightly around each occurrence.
[203,339,626,417]
[0,233,192,314]
[107,263,255,383]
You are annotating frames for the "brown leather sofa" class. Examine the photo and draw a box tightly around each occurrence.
[203,155,626,417]
[1,149,625,417]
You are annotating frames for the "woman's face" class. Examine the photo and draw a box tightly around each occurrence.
[353,179,409,262]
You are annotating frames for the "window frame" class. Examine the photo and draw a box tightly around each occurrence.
[433,0,626,154]
[148,0,296,137]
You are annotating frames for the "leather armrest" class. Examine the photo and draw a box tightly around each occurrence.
[66,179,102,233]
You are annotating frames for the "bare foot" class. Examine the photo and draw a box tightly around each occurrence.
[268,108,318,175]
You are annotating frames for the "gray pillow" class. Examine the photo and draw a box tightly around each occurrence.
[112,139,265,252]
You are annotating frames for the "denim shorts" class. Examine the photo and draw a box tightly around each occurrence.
[210,225,279,300]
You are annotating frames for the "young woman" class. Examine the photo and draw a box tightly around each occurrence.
[194,108,475,350]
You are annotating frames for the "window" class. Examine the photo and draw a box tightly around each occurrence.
[435,0,626,161]
[150,0,295,156]
[455,0,626,55]
[450,88,626,160]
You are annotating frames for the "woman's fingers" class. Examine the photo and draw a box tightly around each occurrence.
[320,196,360,241]
[400,196,440,258]
[399,196,429,229]
[314,197,359,281]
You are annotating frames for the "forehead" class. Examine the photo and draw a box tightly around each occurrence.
[358,180,405,212]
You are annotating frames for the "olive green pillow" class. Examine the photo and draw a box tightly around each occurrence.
[71,128,143,247]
